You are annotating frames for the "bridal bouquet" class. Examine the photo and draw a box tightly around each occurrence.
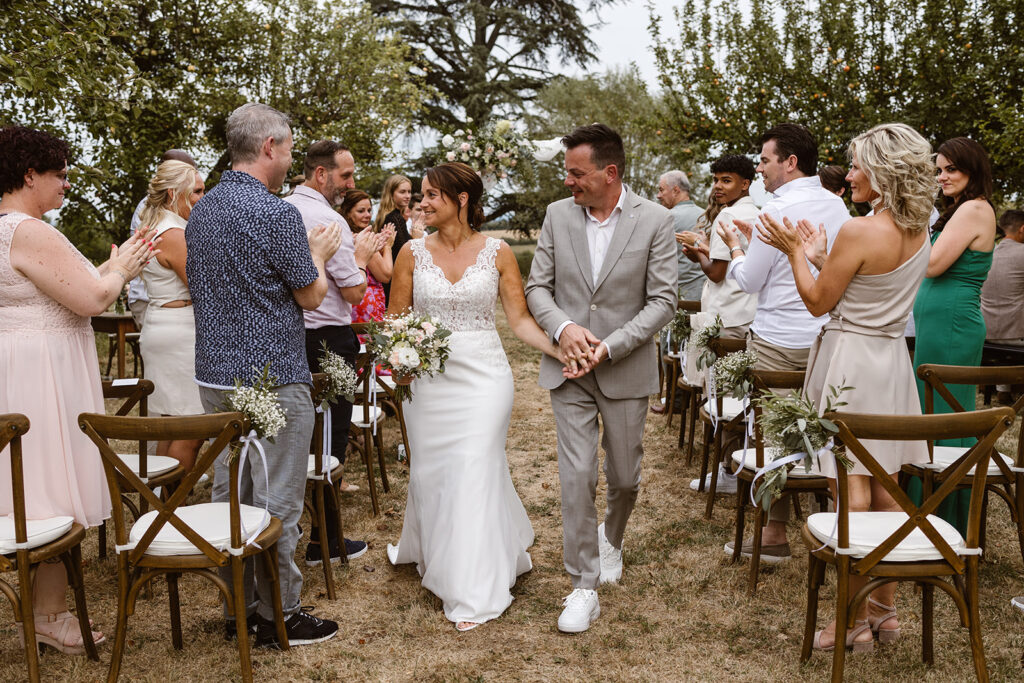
[224,363,286,442]
[365,312,452,401]
[437,119,534,187]
[752,384,854,512]
[317,341,359,409]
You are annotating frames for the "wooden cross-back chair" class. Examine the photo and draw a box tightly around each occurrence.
[78,411,289,683]
[903,364,1024,563]
[695,336,748,519]
[660,299,701,429]
[305,373,347,599]
[800,407,1015,683]
[98,379,185,559]
[1,414,99,682]
[730,369,830,595]
[349,322,390,516]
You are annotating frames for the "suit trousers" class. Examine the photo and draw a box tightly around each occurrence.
[551,372,648,590]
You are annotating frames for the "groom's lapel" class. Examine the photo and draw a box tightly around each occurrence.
[568,205,594,291]
[594,190,640,292]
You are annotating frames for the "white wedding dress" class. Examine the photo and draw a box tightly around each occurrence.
[389,236,534,625]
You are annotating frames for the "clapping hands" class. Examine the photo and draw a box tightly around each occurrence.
[755,213,827,268]
[308,221,343,262]
[353,227,387,267]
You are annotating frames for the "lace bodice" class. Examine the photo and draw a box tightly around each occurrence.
[0,211,96,333]
[411,236,501,332]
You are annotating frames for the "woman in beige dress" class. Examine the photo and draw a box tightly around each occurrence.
[753,123,935,652]
[137,160,206,471]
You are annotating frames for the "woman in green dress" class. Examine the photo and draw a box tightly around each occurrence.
[911,137,997,535]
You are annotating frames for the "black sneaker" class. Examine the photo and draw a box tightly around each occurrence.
[256,609,338,649]
[304,538,368,566]
[223,612,259,641]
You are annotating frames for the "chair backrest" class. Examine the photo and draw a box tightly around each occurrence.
[917,363,1024,465]
[310,373,329,476]
[678,299,701,313]
[827,407,1015,575]
[744,370,807,468]
[708,337,747,357]
[347,323,380,424]
[78,412,247,566]
[0,414,32,569]
[102,379,156,478]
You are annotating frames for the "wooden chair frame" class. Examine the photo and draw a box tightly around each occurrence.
[98,379,185,559]
[349,323,390,516]
[904,364,1024,563]
[78,411,289,683]
[305,374,348,599]
[1,414,99,681]
[695,336,748,520]
[801,407,1015,683]
[731,370,830,595]
[661,300,701,429]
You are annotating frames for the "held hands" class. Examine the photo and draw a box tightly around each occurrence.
[353,228,386,269]
[558,323,605,378]
[308,221,343,262]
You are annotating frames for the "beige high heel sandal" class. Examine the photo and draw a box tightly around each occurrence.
[813,619,874,653]
[867,597,901,644]
[18,611,105,655]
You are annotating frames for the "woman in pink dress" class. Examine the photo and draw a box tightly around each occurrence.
[0,126,155,653]
[341,190,395,327]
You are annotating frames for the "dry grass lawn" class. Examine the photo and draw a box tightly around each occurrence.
[2,310,1023,682]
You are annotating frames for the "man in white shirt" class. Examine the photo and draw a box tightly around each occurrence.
[719,123,851,562]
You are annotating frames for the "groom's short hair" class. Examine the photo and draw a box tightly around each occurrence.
[562,124,626,180]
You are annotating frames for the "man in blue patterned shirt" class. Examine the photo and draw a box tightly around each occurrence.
[186,102,342,648]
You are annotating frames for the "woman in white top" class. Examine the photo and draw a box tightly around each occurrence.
[137,160,206,470]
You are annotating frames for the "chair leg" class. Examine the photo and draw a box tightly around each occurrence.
[697,421,711,492]
[732,478,748,564]
[17,553,40,682]
[666,364,679,428]
[831,559,850,683]
[326,484,347,565]
[99,520,107,560]
[800,555,824,662]
[263,545,289,651]
[108,557,132,683]
[315,482,336,600]
[685,392,699,465]
[748,505,766,596]
[921,581,934,665]
[231,556,254,683]
[167,572,183,649]
[677,387,688,450]
[362,429,380,516]
[395,402,411,467]
[65,544,99,661]
[1015,475,1024,566]
[704,426,725,520]
[374,427,389,494]
[966,560,989,682]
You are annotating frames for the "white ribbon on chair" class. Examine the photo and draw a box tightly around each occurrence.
[706,365,719,433]
[230,429,270,555]
[313,404,333,484]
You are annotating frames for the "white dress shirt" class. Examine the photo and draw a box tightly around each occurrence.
[701,195,760,329]
[726,175,850,349]
[554,186,627,356]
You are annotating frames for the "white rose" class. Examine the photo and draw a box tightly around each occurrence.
[421,321,436,336]
[393,346,420,370]
[441,134,455,147]
[454,129,464,137]
[446,151,456,161]
[460,142,471,152]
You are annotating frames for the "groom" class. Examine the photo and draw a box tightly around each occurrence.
[526,124,677,632]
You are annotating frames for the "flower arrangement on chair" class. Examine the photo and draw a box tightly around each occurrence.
[317,341,359,410]
[224,363,286,442]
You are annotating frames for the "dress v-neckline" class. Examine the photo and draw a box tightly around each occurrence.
[420,237,494,287]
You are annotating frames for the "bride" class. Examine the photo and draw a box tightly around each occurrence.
[385,162,574,631]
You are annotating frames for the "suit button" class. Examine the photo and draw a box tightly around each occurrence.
[590,304,597,311]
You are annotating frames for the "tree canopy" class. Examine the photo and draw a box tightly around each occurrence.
[1,0,425,258]
[650,0,1024,202]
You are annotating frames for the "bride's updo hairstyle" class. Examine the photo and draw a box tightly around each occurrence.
[847,123,936,233]
[424,162,485,231]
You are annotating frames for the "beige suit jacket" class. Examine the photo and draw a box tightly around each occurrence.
[525,186,677,399]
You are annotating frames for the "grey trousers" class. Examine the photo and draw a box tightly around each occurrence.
[199,383,314,620]
[550,372,648,590]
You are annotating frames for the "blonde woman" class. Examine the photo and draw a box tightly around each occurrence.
[375,174,412,302]
[747,122,936,651]
[138,160,206,471]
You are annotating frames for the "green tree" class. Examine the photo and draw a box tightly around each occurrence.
[367,0,613,129]
[1,0,426,258]
[650,0,1024,202]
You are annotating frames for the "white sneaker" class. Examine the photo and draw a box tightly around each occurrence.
[1012,596,1024,614]
[688,465,738,494]
[597,522,622,585]
[557,588,600,633]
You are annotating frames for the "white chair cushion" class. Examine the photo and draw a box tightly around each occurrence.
[0,516,74,554]
[705,397,747,421]
[116,453,180,479]
[351,405,384,428]
[921,446,1016,475]
[807,511,967,562]
[731,448,826,478]
[370,375,397,394]
[307,454,340,479]
[129,502,270,556]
